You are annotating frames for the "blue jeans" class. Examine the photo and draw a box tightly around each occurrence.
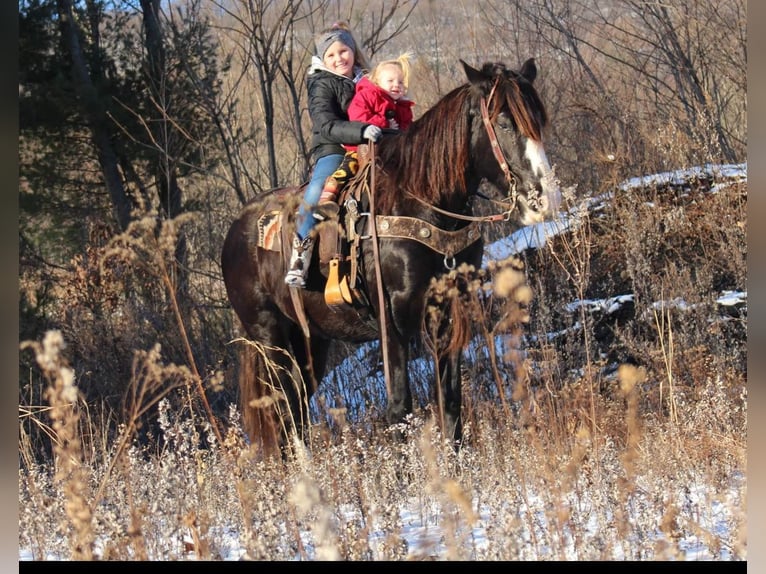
[296,153,344,239]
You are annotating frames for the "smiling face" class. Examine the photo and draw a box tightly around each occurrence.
[322,40,356,78]
[375,63,406,100]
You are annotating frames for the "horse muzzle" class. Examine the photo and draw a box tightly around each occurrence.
[519,171,562,226]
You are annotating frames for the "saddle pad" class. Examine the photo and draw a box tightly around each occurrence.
[256,208,338,263]
[257,210,282,252]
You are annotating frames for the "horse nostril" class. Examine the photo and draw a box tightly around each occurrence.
[538,196,549,212]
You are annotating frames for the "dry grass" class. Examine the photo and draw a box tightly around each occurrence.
[19,379,745,560]
[18,167,746,560]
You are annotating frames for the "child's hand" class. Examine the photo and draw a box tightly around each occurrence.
[385,110,397,130]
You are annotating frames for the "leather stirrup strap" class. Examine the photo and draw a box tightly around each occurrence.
[367,141,392,398]
[288,287,310,339]
[282,210,311,339]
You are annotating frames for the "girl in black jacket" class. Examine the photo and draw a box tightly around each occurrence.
[285,22,382,288]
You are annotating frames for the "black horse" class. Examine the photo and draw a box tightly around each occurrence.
[221,59,562,455]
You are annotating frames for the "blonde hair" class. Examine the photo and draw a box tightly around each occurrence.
[369,52,414,94]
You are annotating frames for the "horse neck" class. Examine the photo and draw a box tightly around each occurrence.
[398,183,478,231]
[436,170,482,218]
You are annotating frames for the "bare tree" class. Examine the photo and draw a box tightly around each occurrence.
[55,0,134,230]
[209,0,417,195]
[210,0,307,190]
[475,0,745,189]
[623,0,744,162]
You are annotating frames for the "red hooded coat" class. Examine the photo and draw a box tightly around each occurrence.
[345,76,415,150]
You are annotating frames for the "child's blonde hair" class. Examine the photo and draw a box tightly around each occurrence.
[369,52,414,94]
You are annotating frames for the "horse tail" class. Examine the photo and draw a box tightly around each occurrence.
[239,342,282,458]
[442,298,471,355]
[446,295,472,355]
[424,282,473,358]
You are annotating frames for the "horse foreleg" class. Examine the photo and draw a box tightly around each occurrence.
[383,336,413,431]
[437,352,463,446]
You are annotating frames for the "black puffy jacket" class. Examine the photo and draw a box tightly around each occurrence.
[307,58,372,161]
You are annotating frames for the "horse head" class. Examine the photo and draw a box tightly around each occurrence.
[461,58,562,226]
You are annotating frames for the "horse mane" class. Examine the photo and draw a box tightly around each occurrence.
[488,66,548,142]
[374,62,548,214]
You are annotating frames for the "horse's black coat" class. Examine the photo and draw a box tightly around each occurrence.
[221,59,561,455]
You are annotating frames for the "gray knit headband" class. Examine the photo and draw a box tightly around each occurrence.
[315,29,356,59]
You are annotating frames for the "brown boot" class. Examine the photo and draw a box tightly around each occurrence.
[319,177,339,204]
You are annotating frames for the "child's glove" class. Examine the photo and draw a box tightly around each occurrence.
[386,110,398,130]
[363,125,382,141]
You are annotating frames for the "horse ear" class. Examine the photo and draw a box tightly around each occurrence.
[460,59,485,84]
[520,58,537,83]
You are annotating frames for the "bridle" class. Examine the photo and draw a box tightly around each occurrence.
[406,81,523,224]
[479,81,519,212]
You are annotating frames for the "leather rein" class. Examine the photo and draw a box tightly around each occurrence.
[361,88,521,396]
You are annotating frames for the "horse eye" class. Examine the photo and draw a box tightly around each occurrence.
[496,113,513,132]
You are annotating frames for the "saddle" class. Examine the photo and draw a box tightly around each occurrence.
[257,144,483,310]
[312,187,370,308]
[254,148,374,310]
[313,148,374,309]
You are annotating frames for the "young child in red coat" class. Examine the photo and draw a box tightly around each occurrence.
[319,52,415,203]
